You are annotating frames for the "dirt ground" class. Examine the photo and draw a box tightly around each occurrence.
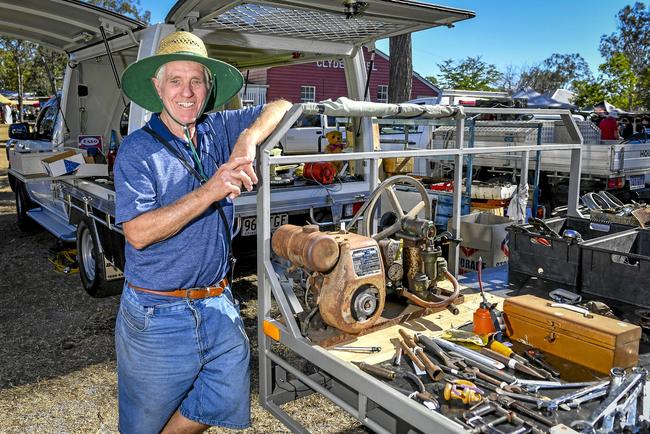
[0,148,368,433]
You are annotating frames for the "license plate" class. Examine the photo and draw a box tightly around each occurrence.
[241,213,288,236]
[629,174,646,190]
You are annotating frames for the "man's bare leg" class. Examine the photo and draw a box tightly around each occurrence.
[161,410,209,434]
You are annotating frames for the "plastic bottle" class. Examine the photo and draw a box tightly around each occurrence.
[107,130,119,175]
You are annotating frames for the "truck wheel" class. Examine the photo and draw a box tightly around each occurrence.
[15,184,37,232]
[76,218,123,297]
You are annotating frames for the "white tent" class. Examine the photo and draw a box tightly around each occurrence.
[513,87,576,109]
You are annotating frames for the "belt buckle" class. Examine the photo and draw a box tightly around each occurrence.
[187,285,217,299]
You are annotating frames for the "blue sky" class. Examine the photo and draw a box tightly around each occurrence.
[141,0,630,78]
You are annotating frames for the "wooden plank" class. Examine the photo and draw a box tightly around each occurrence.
[326,291,504,364]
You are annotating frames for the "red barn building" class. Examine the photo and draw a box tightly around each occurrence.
[242,48,439,105]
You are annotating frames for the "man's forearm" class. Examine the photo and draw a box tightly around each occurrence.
[231,99,292,159]
[123,187,213,250]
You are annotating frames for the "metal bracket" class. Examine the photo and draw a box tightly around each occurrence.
[177,12,200,32]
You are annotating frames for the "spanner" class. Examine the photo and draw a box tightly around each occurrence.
[495,388,551,407]
[565,388,608,409]
[539,381,610,412]
[516,379,602,394]
[571,367,646,431]
[613,382,643,432]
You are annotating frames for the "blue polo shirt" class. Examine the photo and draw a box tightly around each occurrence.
[114,106,263,291]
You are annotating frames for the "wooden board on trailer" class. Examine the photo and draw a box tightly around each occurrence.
[326,291,503,364]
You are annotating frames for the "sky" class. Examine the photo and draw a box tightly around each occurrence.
[140,0,631,78]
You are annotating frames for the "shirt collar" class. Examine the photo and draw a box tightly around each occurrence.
[147,113,179,144]
[147,113,209,146]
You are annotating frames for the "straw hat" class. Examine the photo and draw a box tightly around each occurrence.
[121,31,243,113]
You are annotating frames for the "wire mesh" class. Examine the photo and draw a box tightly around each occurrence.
[201,3,404,43]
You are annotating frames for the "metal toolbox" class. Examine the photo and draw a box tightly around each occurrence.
[503,295,642,374]
[581,229,650,308]
[507,216,632,290]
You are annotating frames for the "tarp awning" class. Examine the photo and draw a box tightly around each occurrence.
[0,94,12,105]
[302,97,460,118]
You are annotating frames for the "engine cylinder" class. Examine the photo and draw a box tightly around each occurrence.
[271,224,340,272]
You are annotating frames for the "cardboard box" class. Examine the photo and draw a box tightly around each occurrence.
[450,212,514,274]
[75,163,108,177]
[41,150,85,177]
[9,149,61,175]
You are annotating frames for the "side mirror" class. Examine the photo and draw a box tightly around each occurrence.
[8,122,31,140]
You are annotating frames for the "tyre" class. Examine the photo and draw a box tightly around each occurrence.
[76,218,123,297]
[15,183,38,232]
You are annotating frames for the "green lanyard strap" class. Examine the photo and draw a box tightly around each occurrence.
[141,125,236,286]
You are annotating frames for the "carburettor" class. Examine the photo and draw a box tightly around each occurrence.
[272,224,386,334]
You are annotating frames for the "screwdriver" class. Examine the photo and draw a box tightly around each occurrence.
[480,348,546,379]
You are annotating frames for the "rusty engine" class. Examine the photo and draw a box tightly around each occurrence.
[271,193,460,335]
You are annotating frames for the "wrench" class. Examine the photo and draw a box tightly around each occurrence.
[495,388,551,407]
[494,394,556,427]
[571,367,646,431]
[540,381,610,412]
[516,379,601,394]
[614,383,643,432]
[566,388,608,409]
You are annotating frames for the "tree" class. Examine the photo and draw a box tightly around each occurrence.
[388,34,412,103]
[0,37,37,121]
[572,80,607,109]
[435,56,502,91]
[86,0,151,23]
[425,75,438,87]
[496,64,521,94]
[26,47,68,96]
[599,2,650,109]
[518,53,592,94]
[600,2,650,76]
[599,52,640,111]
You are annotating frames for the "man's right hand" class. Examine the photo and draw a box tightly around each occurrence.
[202,156,255,201]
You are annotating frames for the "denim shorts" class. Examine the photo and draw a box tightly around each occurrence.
[115,283,250,434]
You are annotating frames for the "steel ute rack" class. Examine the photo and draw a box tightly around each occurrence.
[255,101,583,433]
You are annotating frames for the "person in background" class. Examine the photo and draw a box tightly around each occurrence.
[2,103,12,124]
[620,117,634,140]
[599,110,620,141]
[637,116,649,136]
[114,31,291,434]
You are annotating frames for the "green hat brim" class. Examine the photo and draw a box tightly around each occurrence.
[121,52,244,113]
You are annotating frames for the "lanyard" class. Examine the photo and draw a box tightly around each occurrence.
[141,125,236,284]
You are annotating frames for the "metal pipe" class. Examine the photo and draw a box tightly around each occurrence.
[399,271,460,309]
[434,338,506,370]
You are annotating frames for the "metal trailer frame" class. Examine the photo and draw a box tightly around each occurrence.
[255,105,583,433]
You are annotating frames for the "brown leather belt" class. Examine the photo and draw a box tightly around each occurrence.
[128,278,228,299]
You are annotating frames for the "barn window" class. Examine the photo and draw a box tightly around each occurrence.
[300,86,316,102]
[377,85,388,103]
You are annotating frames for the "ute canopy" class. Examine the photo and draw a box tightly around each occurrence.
[0,0,144,53]
[166,0,475,69]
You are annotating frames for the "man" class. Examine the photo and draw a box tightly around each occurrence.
[599,110,620,141]
[115,31,291,434]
